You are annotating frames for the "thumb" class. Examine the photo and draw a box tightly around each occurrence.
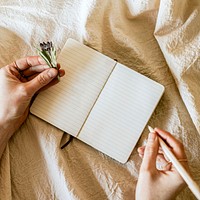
[26,68,58,95]
[141,131,159,172]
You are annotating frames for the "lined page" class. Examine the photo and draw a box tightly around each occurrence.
[78,63,164,163]
[30,39,116,136]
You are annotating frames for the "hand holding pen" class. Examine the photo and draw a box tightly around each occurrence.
[135,127,200,200]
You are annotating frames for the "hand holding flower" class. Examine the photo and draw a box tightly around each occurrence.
[0,56,65,146]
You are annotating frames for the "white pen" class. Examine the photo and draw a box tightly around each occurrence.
[148,126,200,200]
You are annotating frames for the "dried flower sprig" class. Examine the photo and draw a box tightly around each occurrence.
[37,41,60,80]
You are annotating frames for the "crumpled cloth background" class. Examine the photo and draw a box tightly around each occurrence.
[0,0,200,199]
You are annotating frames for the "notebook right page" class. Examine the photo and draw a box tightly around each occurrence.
[78,63,164,163]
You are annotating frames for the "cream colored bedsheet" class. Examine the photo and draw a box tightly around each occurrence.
[0,0,200,199]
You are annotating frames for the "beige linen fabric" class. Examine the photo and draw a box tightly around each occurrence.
[0,0,200,199]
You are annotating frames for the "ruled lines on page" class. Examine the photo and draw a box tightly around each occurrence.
[30,39,116,136]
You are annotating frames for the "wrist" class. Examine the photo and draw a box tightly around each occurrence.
[0,119,17,159]
[0,117,19,138]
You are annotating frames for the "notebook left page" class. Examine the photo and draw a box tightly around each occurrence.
[30,39,116,136]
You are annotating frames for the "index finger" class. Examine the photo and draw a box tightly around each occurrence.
[154,127,186,159]
[14,56,46,71]
[154,128,178,147]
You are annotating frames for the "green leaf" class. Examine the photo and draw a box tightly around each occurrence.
[36,42,60,81]
[38,51,52,67]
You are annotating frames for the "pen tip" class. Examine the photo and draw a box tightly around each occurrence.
[148,125,154,133]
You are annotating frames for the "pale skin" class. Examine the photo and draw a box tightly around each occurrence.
[0,57,189,199]
[0,56,65,158]
[136,128,189,200]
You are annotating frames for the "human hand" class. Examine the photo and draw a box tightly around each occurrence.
[0,56,65,137]
[135,128,189,200]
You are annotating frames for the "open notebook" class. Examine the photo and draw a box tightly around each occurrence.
[30,38,164,163]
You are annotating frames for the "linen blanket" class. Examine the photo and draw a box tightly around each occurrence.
[0,0,200,199]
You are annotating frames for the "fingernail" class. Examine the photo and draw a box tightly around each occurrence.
[48,69,57,78]
[44,65,50,69]
[148,132,156,141]
[38,57,46,64]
